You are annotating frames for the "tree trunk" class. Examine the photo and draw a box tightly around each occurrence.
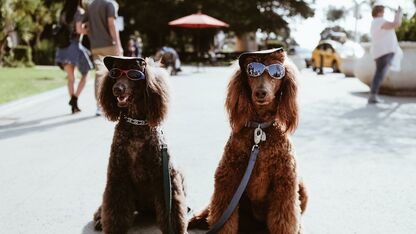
[235,32,258,52]
[0,37,8,67]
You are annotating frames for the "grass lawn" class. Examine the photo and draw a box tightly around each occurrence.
[0,66,68,104]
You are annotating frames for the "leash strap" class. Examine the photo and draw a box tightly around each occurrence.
[162,144,173,234]
[207,145,260,234]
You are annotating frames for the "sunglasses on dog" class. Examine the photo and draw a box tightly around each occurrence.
[108,68,145,81]
[246,62,285,79]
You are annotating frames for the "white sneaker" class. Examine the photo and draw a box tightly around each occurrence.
[368,94,383,104]
[95,107,102,116]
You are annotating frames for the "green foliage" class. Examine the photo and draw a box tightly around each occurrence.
[0,67,66,104]
[117,0,314,53]
[3,45,34,67]
[33,39,55,65]
[396,15,416,42]
[326,7,346,22]
[0,0,60,66]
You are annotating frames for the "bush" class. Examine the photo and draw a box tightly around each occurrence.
[33,39,55,65]
[396,15,416,42]
[3,45,34,67]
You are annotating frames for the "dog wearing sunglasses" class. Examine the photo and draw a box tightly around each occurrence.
[189,48,308,234]
[93,56,188,234]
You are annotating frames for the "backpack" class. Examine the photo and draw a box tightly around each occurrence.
[52,12,71,48]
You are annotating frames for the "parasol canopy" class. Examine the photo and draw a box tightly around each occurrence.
[168,12,229,28]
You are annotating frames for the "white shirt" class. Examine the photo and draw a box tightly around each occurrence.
[370,17,399,60]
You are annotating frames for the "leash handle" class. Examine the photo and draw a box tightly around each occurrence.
[207,145,260,234]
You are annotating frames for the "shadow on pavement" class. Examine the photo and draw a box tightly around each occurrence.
[350,91,416,105]
[0,115,98,140]
[0,113,71,129]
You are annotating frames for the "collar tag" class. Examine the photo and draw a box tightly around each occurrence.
[254,127,266,144]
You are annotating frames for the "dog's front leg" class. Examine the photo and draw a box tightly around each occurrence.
[266,170,301,234]
[207,154,246,234]
[101,160,135,234]
[155,169,188,234]
[170,170,188,233]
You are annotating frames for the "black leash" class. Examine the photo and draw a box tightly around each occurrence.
[161,143,173,234]
[207,121,273,234]
[122,116,173,233]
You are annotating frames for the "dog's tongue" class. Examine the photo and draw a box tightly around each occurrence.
[117,96,128,103]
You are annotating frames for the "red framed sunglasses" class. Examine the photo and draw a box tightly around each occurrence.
[108,68,145,81]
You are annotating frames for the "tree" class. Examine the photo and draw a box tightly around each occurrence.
[117,0,314,54]
[0,0,59,66]
[326,7,346,22]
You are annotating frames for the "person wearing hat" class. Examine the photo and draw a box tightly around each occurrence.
[369,2,402,104]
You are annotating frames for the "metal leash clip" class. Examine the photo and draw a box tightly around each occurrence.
[253,126,266,145]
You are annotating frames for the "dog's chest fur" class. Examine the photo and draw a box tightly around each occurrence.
[113,123,163,188]
[229,127,293,219]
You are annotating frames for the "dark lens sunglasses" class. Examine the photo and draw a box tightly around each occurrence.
[246,62,285,79]
[108,68,145,81]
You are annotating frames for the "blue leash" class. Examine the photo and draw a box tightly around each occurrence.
[207,122,272,234]
[207,145,260,234]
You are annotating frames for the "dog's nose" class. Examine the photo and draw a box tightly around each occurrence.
[255,89,267,99]
[113,85,125,96]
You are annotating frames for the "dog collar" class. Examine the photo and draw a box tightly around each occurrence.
[245,121,275,129]
[123,115,148,126]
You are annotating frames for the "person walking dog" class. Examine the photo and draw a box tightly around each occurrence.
[369,3,402,104]
[85,0,123,115]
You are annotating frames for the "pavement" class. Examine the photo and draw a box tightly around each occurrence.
[0,66,415,234]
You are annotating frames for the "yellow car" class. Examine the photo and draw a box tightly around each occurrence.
[309,40,342,73]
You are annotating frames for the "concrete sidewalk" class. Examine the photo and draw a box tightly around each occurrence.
[0,66,415,234]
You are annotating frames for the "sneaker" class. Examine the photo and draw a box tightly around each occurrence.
[368,94,383,104]
[95,107,102,116]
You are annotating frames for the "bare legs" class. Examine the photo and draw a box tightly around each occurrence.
[63,64,88,113]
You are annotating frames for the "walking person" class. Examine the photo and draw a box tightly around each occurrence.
[55,0,93,114]
[369,3,402,104]
[85,0,123,116]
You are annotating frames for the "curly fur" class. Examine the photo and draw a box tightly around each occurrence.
[93,58,187,234]
[189,50,308,234]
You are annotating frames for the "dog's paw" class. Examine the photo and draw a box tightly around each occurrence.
[93,206,103,231]
[94,219,102,231]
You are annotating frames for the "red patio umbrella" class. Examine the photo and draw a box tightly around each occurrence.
[169,12,229,68]
[168,12,229,28]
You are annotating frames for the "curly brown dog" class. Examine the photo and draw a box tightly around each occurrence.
[93,56,187,234]
[189,48,308,234]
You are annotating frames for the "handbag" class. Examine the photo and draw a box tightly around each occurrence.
[52,13,71,49]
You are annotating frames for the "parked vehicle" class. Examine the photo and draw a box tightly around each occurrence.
[308,40,342,74]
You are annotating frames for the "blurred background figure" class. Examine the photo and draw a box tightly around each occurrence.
[125,35,142,57]
[125,38,139,57]
[368,2,402,104]
[154,46,182,76]
[85,0,123,116]
[54,0,93,114]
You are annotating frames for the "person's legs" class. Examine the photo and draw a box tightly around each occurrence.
[92,46,118,115]
[369,53,394,103]
[63,64,76,97]
[63,64,81,113]
[75,73,88,98]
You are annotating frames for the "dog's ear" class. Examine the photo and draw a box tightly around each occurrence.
[143,66,169,126]
[99,75,120,121]
[275,60,299,134]
[225,69,255,132]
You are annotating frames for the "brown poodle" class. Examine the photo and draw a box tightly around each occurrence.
[93,56,188,234]
[189,48,308,234]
